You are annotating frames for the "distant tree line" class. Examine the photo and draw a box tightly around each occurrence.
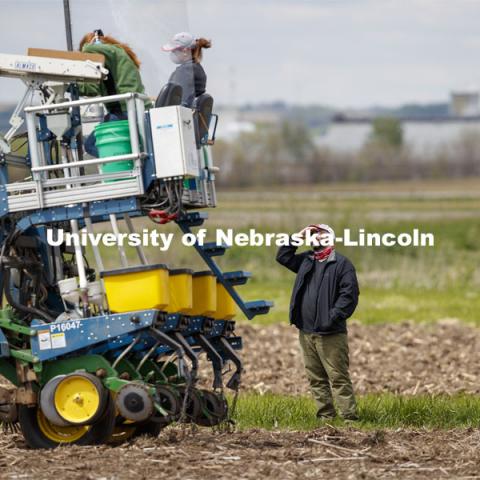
[212,118,480,187]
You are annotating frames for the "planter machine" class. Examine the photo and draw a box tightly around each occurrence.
[0,50,272,448]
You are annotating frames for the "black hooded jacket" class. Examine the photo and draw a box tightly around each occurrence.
[276,244,359,334]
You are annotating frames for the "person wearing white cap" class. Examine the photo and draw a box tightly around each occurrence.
[162,32,211,106]
[276,224,360,421]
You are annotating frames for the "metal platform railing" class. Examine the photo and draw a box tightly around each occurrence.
[6,92,149,213]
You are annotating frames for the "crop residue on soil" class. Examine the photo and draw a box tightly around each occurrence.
[1,321,479,479]
[238,320,480,396]
[1,427,479,479]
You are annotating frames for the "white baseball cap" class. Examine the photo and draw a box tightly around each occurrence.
[162,32,196,51]
[309,223,336,239]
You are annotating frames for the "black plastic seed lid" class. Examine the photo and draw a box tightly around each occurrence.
[169,268,194,275]
[193,270,215,277]
[100,263,168,277]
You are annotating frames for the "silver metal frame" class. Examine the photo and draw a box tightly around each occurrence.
[8,92,148,213]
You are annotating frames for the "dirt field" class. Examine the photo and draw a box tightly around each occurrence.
[1,426,479,479]
[2,320,479,396]
[239,320,480,396]
[1,321,480,479]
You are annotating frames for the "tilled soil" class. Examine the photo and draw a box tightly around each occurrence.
[1,321,480,479]
[1,426,479,479]
[238,320,480,396]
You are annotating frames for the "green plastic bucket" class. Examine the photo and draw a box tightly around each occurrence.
[94,120,133,180]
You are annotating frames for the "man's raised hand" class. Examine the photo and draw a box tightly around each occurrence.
[296,226,312,239]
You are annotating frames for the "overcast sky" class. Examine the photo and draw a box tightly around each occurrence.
[0,0,479,108]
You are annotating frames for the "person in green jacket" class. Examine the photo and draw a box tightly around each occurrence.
[78,29,149,156]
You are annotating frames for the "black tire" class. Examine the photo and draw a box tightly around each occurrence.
[133,421,163,438]
[134,385,182,438]
[107,422,138,445]
[87,394,116,445]
[40,372,107,427]
[177,386,202,423]
[19,394,116,449]
[212,392,229,422]
[195,390,228,427]
[157,384,182,421]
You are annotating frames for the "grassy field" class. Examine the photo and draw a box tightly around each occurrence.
[95,178,480,326]
[103,178,478,433]
[233,392,480,430]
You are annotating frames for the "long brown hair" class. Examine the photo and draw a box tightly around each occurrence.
[192,38,211,63]
[79,33,141,68]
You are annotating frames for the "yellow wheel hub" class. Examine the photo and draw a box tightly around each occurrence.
[54,375,101,424]
[37,409,89,443]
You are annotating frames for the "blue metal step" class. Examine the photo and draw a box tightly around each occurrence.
[178,211,208,227]
[200,242,230,257]
[223,270,252,286]
[245,300,274,316]
[176,215,273,321]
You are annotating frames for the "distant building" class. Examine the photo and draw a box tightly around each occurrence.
[450,90,480,117]
[216,106,282,140]
[215,107,256,140]
[321,94,480,155]
[316,118,480,156]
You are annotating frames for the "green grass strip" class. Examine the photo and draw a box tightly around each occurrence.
[232,392,480,430]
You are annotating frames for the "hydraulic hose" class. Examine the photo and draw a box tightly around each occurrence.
[3,268,54,322]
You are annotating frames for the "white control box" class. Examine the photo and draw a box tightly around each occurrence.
[149,106,199,178]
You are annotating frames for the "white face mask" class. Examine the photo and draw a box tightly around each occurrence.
[169,49,191,65]
[90,33,102,45]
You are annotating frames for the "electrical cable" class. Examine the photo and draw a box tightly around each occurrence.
[3,268,53,322]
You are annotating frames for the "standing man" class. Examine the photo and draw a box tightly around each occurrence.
[276,224,359,420]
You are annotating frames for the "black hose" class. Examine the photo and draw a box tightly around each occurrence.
[3,268,54,322]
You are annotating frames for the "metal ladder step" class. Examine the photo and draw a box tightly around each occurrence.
[178,211,208,227]
[223,270,252,286]
[176,212,273,321]
[245,300,274,316]
[200,242,230,257]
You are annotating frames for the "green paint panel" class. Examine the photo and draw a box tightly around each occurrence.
[40,354,117,385]
[0,359,18,385]
[137,359,168,384]
[157,361,179,380]
[111,358,142,381]
[103,376,132,393]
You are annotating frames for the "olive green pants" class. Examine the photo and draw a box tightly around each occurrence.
[298,331,357,419]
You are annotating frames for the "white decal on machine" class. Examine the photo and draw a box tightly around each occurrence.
[51,333,67,349]
[38,330,52,350]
